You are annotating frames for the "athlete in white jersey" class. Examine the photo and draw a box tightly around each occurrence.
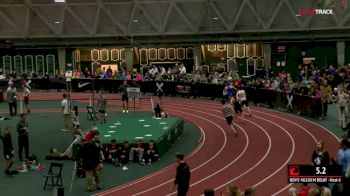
[236,88,252,117]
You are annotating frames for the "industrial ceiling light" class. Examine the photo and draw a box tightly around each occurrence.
[54,21,61,24]
[212,17,219,20]
[54,0,66,3]
[133,19,138,23]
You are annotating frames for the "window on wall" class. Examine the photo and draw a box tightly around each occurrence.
[186,47,194,59]
[75,49,80,63]
[158,48,167,60]
[167,48,176,60]
[46,55,55,75]
[111,49,120,61]
[177,48,185,60]
[217,44,226,51]
[256,58,264,68]
[120,49,125,61]
[25,55,33,75]
[139,48,148,65]
[246,44,255,58]
[35,55,45,76]
[149,48,157,60]
[91,49,100,61]
[13,55,22,75]
[100,49,109,62]
[227,44,235,58]
[235,44,246,58]
[207,45,216,51]
[246,59,255,76]
[91,62,100,73]
[2,55,12,75]
[256,44,263,57]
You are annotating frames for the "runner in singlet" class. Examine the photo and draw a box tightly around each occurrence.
[222,97,238,136]
[224,83,236,104]
[236,88,252,117]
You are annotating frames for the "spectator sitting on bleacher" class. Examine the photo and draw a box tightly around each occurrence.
[99,67,106,79]
[113,70,120,79]
[0,68,5,79]
[320,79,332,118]
[149,66,159,78]
[105,139,119,165]
[106,66,113,79]
[119,141,131,170]
[144,140,159,165]
[179,63,186,75]
[126,71,132,80]
[129,139,145,164]
[136,72,143,81]
[271,77,280,90]
[73,69,80,79]
[120,71,126,80]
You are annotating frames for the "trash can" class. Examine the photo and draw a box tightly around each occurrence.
[53,186,64,196]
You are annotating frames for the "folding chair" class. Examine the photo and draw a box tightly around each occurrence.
[43,162,64,190]
[86,106,98,121]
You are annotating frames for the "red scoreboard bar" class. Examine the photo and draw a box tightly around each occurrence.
[288,165,342,183]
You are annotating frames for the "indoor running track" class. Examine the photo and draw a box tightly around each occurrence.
[15,92,341,196]
[97,96,340,196]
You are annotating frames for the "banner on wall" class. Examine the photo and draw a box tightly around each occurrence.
[176,85,191,94]
[303,57,315,64]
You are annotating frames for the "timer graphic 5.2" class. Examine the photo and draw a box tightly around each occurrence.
[288,165,342,183]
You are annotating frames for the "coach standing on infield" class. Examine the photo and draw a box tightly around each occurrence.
[171,153,191,196]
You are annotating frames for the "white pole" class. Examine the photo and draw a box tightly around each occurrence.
[89,98,92,107]
[20,98,23,114]
[151,97,154,113]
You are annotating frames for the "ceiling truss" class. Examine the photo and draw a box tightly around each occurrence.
[0,0,348,43]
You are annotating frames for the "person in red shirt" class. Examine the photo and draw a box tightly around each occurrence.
[298,183,310,196]
[279,70,287,79]
[235,78,241,87]
[85,128,97,143]
[105,139,119,165]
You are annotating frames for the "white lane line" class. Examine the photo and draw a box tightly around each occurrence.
[132,108,236,196]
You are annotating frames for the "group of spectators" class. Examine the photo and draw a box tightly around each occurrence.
[51,127,160,192]
[0,113,32,176]
[47,104,161,192]
[103,138,159,170]
[53,66,145,82]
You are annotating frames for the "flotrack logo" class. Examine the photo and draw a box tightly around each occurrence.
[297,9,334,15]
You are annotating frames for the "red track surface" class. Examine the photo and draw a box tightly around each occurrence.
[2,92,341,195]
